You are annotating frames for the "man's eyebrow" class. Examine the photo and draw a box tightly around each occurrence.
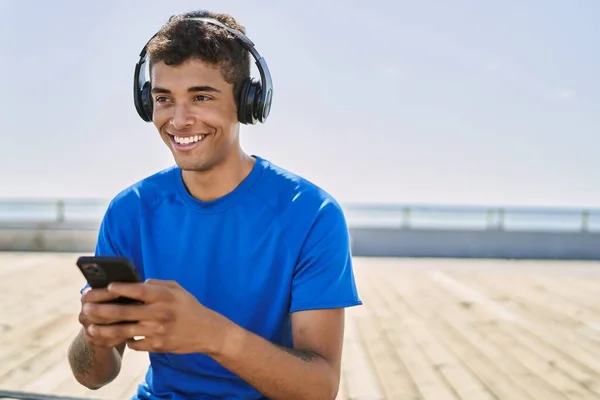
[150,86,221,94]
[150,87,170,94]
[188,85,221,93]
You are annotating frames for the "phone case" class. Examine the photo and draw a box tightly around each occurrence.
[76,256,142,304]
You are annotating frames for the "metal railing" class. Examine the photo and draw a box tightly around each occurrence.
[342,202,599,232]
[0,199,108,227]
[0,198,598,233]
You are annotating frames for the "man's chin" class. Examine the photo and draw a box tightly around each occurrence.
[173,157,215,173]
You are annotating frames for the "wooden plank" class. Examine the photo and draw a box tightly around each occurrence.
[355,316,421,399]
[454,273,600,397]
[352,267,421,399]
[429,271,600,399]
[463,273,600,372]
[362,273,471,400]
[0,316,80,389]
[374,274,496,400]
[338,306,385,400]
[477,274,600,359]
[533,275,600,340]
[389,269,565,400]
[0,253,54,278]
[367,267,532,400]
[476,323,598,399]
[335,369,348,400]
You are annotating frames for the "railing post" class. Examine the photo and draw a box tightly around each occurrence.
[486,208,495,229]
[56,200,65,223]
[581,210,590,232]
[402,206,411,229]
[497,208,504,230]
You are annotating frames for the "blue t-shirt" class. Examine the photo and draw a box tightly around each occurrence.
[86,155,362,399]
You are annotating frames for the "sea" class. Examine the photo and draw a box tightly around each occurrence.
[0,199,598,233]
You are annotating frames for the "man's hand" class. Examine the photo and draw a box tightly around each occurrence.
[79,287,129,350]
[69,288,128,390]
[82,279,233,355]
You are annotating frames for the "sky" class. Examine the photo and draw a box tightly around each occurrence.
[0,0,598,208]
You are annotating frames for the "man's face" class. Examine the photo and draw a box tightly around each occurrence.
[150,58,239,172]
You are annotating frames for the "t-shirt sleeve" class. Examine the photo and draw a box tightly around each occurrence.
[289,199,362,313]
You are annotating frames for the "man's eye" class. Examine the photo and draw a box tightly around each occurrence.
[155,96,169,103]
[195,95,210,102]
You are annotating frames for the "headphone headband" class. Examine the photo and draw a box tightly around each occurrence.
[133,16,273,125]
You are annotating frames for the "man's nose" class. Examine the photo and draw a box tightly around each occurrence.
[170,104,194,130]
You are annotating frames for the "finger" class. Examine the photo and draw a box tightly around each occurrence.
[82,303,148,325]
[88,322,151,341]
[126,337,146,351]
[78,310,92,327]
[145,279,180,289]
[126,337,151,352]
[80,287,90,304]
[126,336,167,353]
[107,282,168,303]
[84,331,126,349]
[82,288,121,304]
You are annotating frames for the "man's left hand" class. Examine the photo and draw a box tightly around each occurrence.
[83,279,233,355]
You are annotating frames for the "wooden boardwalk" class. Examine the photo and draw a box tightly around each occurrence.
[0,252,600,399]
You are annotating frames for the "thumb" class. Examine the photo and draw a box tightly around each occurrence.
[145,278,180,289]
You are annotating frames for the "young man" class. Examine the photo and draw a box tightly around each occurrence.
[67,9,362,400]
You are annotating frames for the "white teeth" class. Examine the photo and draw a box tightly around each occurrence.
[174,135,206,145]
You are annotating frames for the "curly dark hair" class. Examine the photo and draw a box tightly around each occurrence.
[146,10,251,101]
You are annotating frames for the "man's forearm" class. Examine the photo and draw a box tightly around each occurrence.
[208,323,338,400]
[67,328,124,390]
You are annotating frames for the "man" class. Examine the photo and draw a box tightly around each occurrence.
[67,9,362,400]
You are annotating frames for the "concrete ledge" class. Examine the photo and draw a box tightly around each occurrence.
[2,224,600,260]
[350,227,600,260]
[0,228,98,252]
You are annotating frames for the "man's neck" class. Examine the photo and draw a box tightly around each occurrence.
[181,152,256,202]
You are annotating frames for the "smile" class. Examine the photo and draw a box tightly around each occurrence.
[173,134,207,144]
[168,133,210,150]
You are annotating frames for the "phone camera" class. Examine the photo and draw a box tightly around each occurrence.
[82,263,106,280]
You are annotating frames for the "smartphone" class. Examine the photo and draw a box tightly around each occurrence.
[76,256,143,304]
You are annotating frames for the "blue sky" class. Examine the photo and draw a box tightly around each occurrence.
[0,0,598,207]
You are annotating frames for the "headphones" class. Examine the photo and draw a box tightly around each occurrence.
[133,17,273,125]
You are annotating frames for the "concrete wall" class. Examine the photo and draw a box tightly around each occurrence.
[2,223,600,260]
[350,227,600,260]
[0,223,100,253]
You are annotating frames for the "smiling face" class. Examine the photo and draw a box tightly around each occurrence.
[150,58,240,172]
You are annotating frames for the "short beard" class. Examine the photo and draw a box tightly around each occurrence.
[176,159,220,173]
[174,149,228,174]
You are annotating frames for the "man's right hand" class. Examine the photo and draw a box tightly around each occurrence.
[79,288,129,350]
[68,288,127,390]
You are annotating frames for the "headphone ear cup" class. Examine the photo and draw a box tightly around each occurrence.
[238,77,262,125]
[140,82,153,122]
[237,78,251,124]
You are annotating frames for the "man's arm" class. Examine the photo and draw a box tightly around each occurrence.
[68,197,138,390]
[206,200,356,400]
[210,307,345,400]
[67,327,126,390]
